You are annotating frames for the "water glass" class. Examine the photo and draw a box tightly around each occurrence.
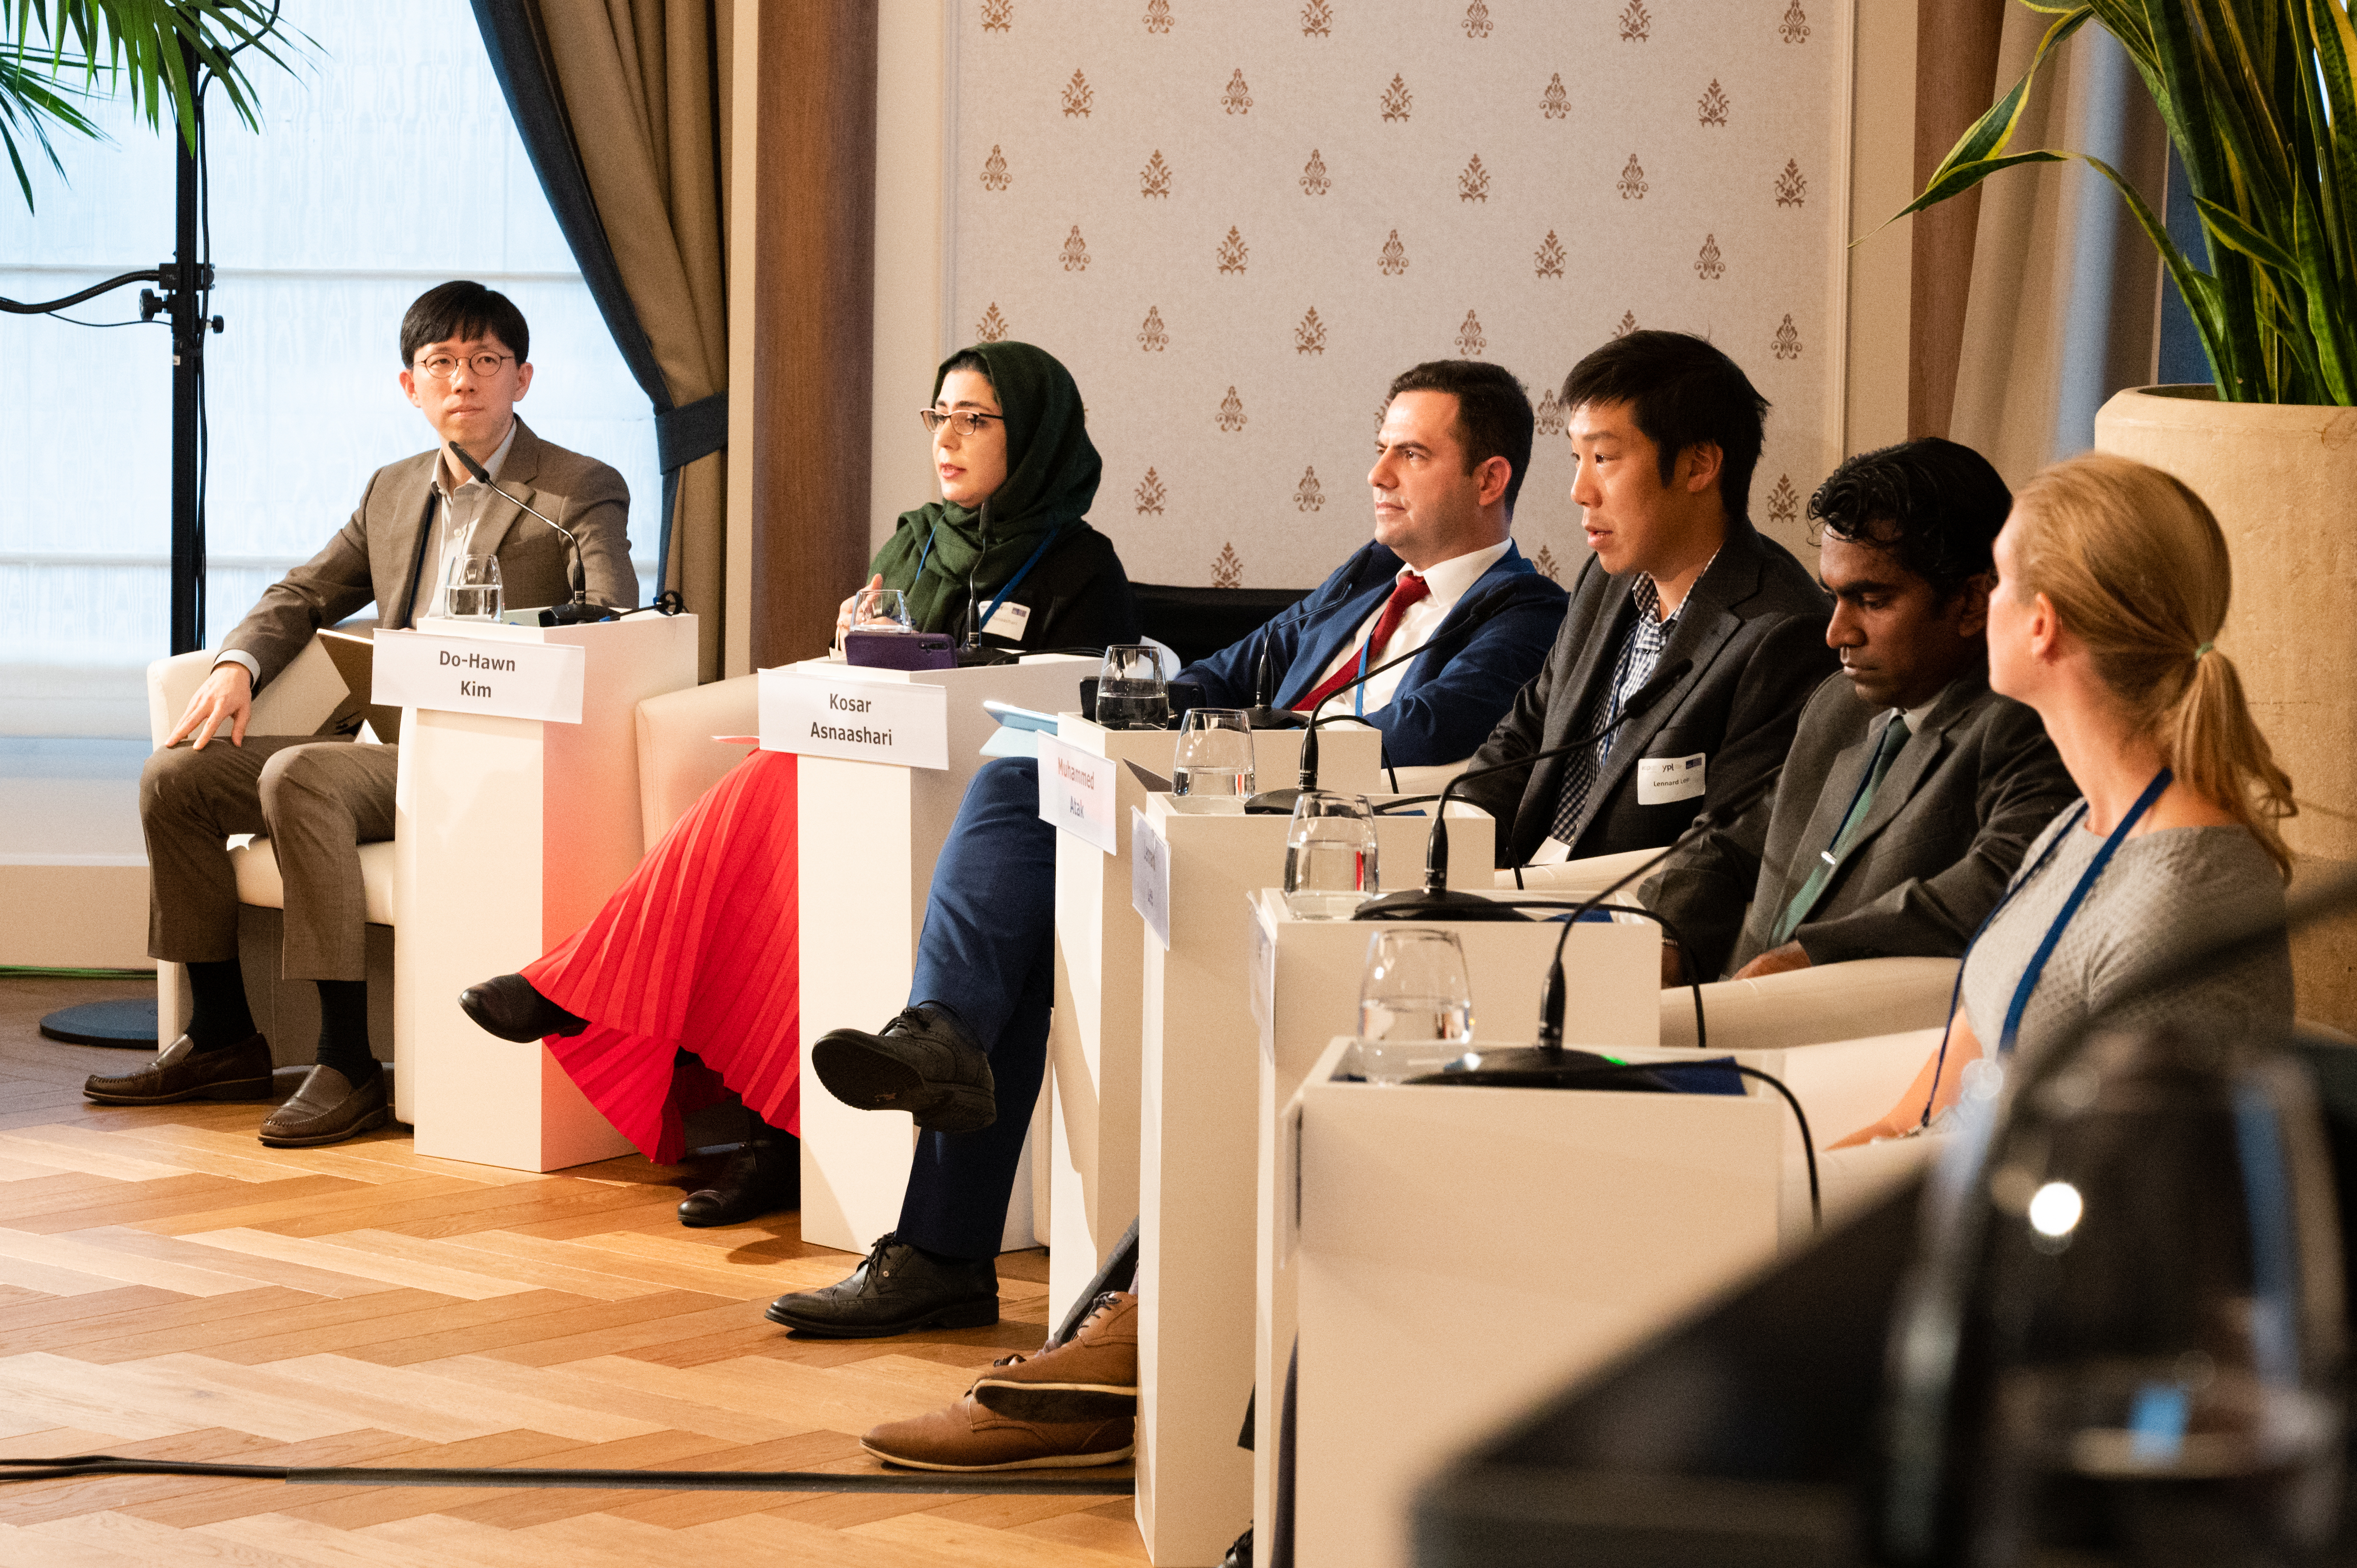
[1284,791,1380,919]
[442,552,502,620]
[1172,707,1254,801]
[1357,928,1473,1081]
[1902,1029,2346,1564]
[1099,644,1170,731]
[851,586,914,631]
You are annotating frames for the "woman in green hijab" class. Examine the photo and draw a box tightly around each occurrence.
[458,341,1139,1233]
[844,340,1140,651]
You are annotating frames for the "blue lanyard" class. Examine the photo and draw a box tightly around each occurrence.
[910,524,1061,641]
[1919,766,2172,1124]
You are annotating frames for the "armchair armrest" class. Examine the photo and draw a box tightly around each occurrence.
[634,674,760,844]
[1660,955,1959,1051]
[145,636,349,749]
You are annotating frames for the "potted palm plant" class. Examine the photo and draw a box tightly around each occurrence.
[1904,0,2357,1028]
[1,0,297,209]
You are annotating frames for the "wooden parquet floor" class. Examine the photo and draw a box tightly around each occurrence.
[0,976,1144,1566]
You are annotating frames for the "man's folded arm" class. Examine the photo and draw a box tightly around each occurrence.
[562,465,637,609]
[1792,702,2079,964]
[217,490,383,693]
[1641,752,1781,981]
[1362,578,1566,770]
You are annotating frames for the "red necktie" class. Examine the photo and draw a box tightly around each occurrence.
[1293,572,1431,712]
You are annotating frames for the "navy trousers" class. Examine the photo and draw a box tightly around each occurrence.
[895,757,1057,1260]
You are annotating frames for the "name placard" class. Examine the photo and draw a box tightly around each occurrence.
[372,629,585,724]
[1131,807,1171,947]
[758,667,949,770]
[1036,734,1116,854]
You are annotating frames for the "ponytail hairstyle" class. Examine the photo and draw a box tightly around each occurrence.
[2008,452,2295,878]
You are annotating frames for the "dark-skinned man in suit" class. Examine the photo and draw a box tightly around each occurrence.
[1643,438,2076,984]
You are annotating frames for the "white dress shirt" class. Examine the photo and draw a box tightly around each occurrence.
[1303,538,1512,719]
[211,420,518,690]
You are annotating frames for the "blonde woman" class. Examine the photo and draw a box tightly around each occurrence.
[1836,452,2294,1146]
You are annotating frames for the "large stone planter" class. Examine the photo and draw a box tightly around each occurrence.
[2095,387,2357,1032]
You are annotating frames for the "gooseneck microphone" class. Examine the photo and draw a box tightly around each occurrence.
[1350,656,1694,918]
[956,501,1015,668]
[1240,545,1381,731]
[1242,580,1522,816]
[447,441,613,626]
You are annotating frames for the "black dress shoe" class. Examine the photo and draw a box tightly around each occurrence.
[765,1230,998,1337]
[258,1064,390,1148]
[84,1032,274,1105]
[458,973,589,1042]
[811,1004,996,1133]
[1223,1525,1254,1568]
[679,1124,799,1227]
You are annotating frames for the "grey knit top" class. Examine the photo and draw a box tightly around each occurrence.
[1959,804,2293,1060]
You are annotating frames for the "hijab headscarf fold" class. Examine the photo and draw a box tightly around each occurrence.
[869,340,1103,633]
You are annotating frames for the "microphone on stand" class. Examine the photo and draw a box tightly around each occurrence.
[956,501,1015,667]
[1349,657,1694,919]
[1435,758,1786,1080]
[447,441,613,625]
[1241,544,1381,731]
[1242,581,1522,816]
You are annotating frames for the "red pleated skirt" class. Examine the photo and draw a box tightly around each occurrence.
[521,747,800,1166]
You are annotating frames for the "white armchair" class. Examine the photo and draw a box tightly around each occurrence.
[147,637,395,1067]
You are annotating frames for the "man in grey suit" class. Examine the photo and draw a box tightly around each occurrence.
[87,281,637,1147]
[1644,438,2076,983]
[1456,330,1836,867]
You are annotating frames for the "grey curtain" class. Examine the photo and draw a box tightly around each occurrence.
[471,0,729,680]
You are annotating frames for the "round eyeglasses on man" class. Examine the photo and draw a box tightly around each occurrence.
[414,351,516,383]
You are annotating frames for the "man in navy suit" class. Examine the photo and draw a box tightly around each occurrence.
[767,360,1569,1342]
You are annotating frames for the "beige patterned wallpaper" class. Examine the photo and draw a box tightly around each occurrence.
[945,0,1850,590]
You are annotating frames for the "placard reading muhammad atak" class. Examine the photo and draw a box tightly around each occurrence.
[371,629,585,724]
[1036,733,1116,854]
[758,667,949,770]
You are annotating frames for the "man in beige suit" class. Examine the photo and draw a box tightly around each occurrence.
[86,281,637,1147]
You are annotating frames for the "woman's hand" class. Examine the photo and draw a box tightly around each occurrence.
[835,575,885,641]
[1828,1008,1983,1149]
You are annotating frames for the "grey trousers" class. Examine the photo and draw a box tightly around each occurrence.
[142,736,399,982]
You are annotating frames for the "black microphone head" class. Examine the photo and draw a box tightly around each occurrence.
[448,441,491,484]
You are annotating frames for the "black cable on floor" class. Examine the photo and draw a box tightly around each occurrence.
[0,1454,1132,1494]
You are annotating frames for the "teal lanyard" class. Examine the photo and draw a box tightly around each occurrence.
[911,526,1060,640]
[1919,767,2172,1124]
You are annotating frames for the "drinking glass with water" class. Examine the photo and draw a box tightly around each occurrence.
[1284,791,1379,919]
[1356,928,1473,1082]
[442,553,502,620]
[852,587,913,630]
[1098,644,1169,731]
[1172,707,1254,802]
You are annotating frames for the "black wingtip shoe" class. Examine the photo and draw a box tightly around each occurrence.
[812,1004,996,1133]
[458,973,589,1042]
[765,1231,999,1337]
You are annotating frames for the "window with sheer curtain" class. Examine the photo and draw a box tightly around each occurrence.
[0,0,658,738]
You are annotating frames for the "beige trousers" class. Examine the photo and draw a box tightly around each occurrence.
[141,736,399,982]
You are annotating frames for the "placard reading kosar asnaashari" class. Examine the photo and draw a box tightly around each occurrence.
[757,667,949,770]
[371,629,585,724]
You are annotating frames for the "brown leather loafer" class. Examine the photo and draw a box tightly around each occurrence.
[84,1032,273,1105]
[860,1391,1132,1471]
[258,1065,390,1148]
[972,1290,1139,1422]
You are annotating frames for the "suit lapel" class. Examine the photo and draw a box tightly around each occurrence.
[466,419,538,563]
[1775,725,1878,908]
[1569,601,1731,844]
[390,480,440,630]
[1821,676,1983,870]
[1277,569,1390,707]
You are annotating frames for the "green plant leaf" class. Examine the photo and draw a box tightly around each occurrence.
[2292,182,2357,400]
[2197,194,2303,273]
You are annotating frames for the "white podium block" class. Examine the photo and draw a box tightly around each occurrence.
[1044,718,1385,1329]
[1291,1033,1783,1568]
[1246,891,1658,1551]
[786,655,1096,1256]
[1132,792,1493,1567]
[394,613,699,1171]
